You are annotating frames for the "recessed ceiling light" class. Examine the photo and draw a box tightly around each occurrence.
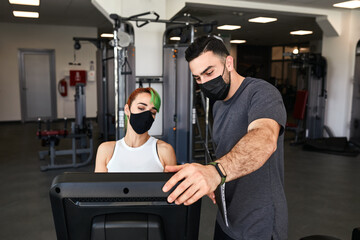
[230,40,246,44]
[170,36,180,41]
[248,17,277,23]
[13,11,39,18]
[217,25,241,30]
[9,0,39,6]
[333,1,360,9]
[100,33,114,38]
[290,30,313,35]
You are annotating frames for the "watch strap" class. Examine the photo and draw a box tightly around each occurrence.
[208,161,226,185]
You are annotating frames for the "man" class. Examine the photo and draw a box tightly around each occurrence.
[162,36,287,240]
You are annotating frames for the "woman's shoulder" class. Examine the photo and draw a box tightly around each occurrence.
[156,139,173,150]
[156,139,177,166]
[98,141,117,155]
[95,141,117,172]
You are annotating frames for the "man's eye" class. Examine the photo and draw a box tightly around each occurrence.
[206,71,213,76]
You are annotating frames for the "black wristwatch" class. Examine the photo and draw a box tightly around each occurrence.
[208,161,227,185]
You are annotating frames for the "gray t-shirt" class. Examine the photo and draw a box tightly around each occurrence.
[213,77,288,240]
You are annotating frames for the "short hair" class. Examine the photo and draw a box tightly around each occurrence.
[126,87,161,112]
[185,36,230,62]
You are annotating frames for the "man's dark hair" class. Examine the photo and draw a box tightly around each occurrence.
[185,36,230,62]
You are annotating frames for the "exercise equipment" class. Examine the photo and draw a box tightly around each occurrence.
[160,15,217,164]
[37,83,93,171]
[291,53,328,139]
[100,11,216,164]
[286,90,308,144]
[96,21,135,141]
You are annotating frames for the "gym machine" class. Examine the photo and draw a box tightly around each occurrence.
[96,22,135,141]
[162,19,217,164]
[291,52,332,139]
[37,83,93,171]
[106,11,216,164]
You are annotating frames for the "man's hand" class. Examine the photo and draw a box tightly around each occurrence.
[162,163,221,205]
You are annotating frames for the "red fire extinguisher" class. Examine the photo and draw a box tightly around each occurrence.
[58,79,68,97]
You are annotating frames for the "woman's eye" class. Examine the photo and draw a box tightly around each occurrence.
[138,107,145,111]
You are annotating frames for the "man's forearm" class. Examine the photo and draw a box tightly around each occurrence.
[217,127,277,182]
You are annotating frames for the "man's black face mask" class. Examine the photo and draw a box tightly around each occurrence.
[129,110,154,134]
[198,64,231,101]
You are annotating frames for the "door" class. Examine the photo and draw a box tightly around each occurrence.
[19,49,56,122]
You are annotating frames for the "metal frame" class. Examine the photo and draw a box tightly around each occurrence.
[18,49,57,122]
[109,12,215,142]
[38,122,93,171]
[38,84,93,171]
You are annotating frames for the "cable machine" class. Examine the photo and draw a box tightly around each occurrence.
[96,22,135,141]
[291,52,332,139]
[108,11,216,164]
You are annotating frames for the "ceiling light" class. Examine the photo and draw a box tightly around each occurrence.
[13,11,39,18]
[333,1,360,9]
[100,33,114,38]
[293,48,299,54]
[217,25,241,30]
[230,40,246,44]
[290,30,313,35]
[170,36,180,41]
[248,17,277,23]
[9,0,39,6]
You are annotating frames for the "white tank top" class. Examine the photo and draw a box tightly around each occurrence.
[106,136,164,172]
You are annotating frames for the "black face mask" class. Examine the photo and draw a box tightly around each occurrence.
[129,110,154,134]
[199,65,231,101]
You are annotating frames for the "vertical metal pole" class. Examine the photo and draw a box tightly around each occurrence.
[118,48,126,139]
[113,23,126,140]
[102,43,108,141]
[113,27,120,140]
[189,24,195,163]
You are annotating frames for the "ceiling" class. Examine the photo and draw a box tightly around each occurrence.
[0,0,355,46]
[0,0,112,34]
[172,3,325,46]
[238,0,359,9]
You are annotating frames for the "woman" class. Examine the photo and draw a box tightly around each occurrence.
[95,87,177,172]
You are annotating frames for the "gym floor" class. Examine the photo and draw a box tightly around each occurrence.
[0,121,359,240]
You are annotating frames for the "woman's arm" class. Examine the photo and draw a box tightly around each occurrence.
[94,141,116,172]
[157,140,177,169]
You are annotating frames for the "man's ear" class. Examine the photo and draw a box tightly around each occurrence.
[225,55,234,72]
[124,104,130,118]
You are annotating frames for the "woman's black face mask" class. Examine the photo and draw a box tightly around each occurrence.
[129,110,154,134]
[198,64,231,101]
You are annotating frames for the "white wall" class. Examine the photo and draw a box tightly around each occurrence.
[0,23,98,121]
[322,11,360,136]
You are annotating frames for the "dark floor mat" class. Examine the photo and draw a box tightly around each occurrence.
[303,137,360,157]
